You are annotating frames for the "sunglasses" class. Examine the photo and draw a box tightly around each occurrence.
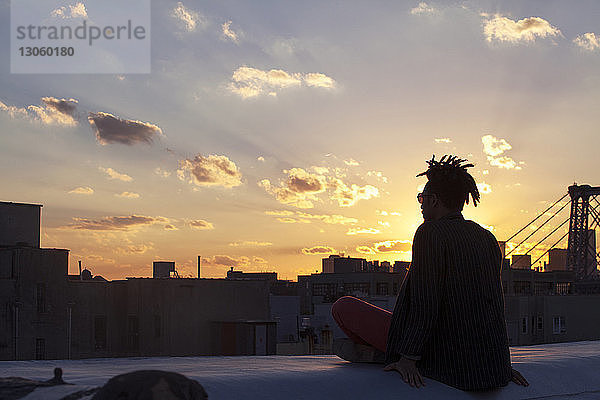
[417,193,434,204]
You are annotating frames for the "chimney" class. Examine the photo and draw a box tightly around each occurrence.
[197,255,201,279]
[78,260,82,280]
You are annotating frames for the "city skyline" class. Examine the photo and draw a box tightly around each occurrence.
[1,1,599,280]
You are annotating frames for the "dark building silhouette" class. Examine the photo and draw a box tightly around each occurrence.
[0,201,276,360]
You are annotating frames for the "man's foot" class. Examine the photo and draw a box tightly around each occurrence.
[333,338,386,364]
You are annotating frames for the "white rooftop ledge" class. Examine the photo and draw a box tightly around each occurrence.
[2,341,600,399]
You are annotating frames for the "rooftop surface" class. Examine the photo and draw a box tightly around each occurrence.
[2,341,600,399]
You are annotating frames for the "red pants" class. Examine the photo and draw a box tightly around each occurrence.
[331,296,392,353]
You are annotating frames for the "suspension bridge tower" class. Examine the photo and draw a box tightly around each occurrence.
[567,184,600,280]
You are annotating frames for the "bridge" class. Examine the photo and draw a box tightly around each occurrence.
[504,183,600,281]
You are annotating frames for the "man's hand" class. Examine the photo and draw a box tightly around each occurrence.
[511,368,529,386]
[383,357,425,388]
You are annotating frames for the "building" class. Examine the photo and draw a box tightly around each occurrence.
[226,267,277,281]
[0,201,276,360]
[0,201,41,248]
[500,257,600,345]
[511,254,532,269]
[546,248,568,271]
[322,255,365,273]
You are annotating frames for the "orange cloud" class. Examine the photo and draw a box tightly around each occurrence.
[302,246,336,255]
[189,219,215,230]
[63,215,168,230]
[178,154,243,188]
[374,240,412,253]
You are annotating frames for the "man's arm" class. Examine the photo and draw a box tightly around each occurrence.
[386,223,445,361]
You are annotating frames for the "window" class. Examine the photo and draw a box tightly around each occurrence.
[513,281,531,295]
[94,316,107,350]
[346,282,370,295]
[534,282,553,296]
[555,282,571,295]
[35,338,45,360]
[552,316,566,334]
[393,282,399,295]
[376,282,389,296]
[537,315,543,332]
[521,316,528,334]
[36,283,46,313]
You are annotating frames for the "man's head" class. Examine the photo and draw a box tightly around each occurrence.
[417,155,480,222]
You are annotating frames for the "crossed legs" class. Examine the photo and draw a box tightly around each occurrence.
[331,296,392,353]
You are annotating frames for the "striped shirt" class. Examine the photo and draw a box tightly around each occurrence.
[385,211,512,391]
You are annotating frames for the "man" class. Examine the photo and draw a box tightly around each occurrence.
[332,155,528,391]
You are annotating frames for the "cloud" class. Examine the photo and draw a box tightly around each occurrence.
[115,191,140,199]
[1,97,78,126]
[172,2,205,32]
[154,167,171,178]
[178,154,243,188]
[259,168,327,208]
[189,219,215,230]
[295,211,358,225]
[116,244,153,254]
[435,138,452,143]
[257,156,265,162]
[0,100,29,119]
[265,209,357,225]
[264,210,295,217]
[343,158,360,166]
[28,97,78,126]
[205,255,247,267]
[303,73,336,89]
[88,112,163,145]
[373,240,412,253]
[229,66,336,98]
[367,170,388,183]
[164,224,178,230]
[477,182,492,194]
[68,186,94,195]
[253,256,268,264]
[51,2,87,18]
[301,246,336,255]
[83,254,115,264]
[64,215,168,230]
[276,217,308,224]
[99,167,133,182]
[346,227,381,235]
[410,2,437,15]
[311,166,329,175]
[329,178,379,207]
[481,134,522,170]
[482,134,511,157]
[221,20,239,43]
[261,166,380,208]
[482,15,561,44]
[356,245,376,255]
[229,241,273,247]
[573,33,600,51]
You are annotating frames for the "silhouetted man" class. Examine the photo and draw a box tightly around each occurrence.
[332,155,528,391]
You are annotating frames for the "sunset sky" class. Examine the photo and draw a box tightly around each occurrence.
[1,1,599,280]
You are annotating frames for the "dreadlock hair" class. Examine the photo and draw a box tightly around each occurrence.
[416,154,480,211]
